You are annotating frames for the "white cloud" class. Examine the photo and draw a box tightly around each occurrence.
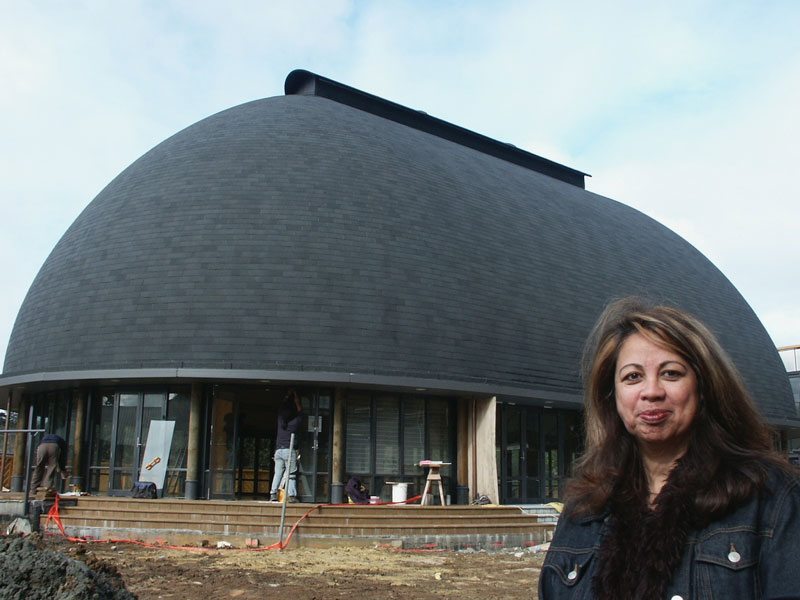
[587,47,800,345]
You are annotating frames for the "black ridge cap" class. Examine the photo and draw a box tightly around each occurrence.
[285,69,589,188]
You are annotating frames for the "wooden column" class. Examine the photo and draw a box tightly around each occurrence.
[466,396,499,504]
[70,390,88,491]
[0,388,10,490]
[456,399,469,503]
[11,390,27,492]
[185,383,203,499]
[457,400,469,483]
[330,387,345,503]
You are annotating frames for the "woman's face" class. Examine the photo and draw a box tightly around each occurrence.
[614,332,699,454]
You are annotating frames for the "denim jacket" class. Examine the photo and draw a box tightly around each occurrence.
[539,467,800,600]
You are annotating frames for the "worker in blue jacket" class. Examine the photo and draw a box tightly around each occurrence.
[270,390,303,502]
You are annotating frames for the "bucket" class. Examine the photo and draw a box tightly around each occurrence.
[369,496,380,504]
[391,483,409,503]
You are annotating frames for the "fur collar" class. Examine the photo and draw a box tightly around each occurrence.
[592,459,701,600]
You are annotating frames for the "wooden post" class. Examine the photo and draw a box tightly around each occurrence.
[71,390,88,491]
[466,396,498,504]
[185,383,203,499]
[11,391,27,492]
[457,399,468,485]
[331,388,345,503]
[0,389,10,490]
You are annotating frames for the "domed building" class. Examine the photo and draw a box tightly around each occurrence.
[2,70,796,504]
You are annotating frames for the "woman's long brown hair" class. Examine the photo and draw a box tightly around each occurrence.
[565,297,786,519]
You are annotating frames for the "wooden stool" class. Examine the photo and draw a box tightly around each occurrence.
[419,461,451,506]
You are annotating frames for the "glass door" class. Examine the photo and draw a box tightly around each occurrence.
[108,392,166,495]
[500,405,523,501]
[206,386,332,501]
[237,434,272,497]
[208,392,236,499]
[525,409,542,500]
[542,411,560,499]
[496,404,582,504]
[498,404,548,503]
[235,392,274,498]
[297,390,331,503]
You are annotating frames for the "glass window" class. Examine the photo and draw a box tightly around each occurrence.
[51,391,71,439]
[238,436,256,494]
[67,397,78,468]
[345,393,371,473]
[295,391,314,476]
[525,408,541,499]
[791,376,800,417]
[164,388,190,497]
[375,395,399,473]
[780,348,799,373]
[563,411,583,478]
[427,398,451,466]
[427,398,452,497]
[210,394,235,495]
[140,393,165,468]
[542,412,559,498]
[90,391,115,477]
[315,393,331,473]
[113,393,138,478]
[403,397,425,472]
[166,389,190,469]
[505,406,522,479]
[345,392,453,500]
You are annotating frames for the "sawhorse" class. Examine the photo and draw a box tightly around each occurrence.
[419,461,451,506]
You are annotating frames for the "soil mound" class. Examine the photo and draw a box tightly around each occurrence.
[0,534,136,600]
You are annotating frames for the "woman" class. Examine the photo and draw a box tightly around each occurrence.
[539,297,800,600]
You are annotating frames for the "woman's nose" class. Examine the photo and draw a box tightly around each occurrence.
[641,376,666,400]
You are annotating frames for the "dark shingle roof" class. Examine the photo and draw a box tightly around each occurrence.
[2,71,794,421]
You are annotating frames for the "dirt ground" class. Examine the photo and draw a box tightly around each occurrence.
[36,534,546,599]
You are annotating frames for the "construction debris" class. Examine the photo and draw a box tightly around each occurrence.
[0,533,135,599]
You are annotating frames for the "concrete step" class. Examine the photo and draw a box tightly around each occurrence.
[58,496,527,516]
[41,495,555,549]
[519,503,562,523]
[61,505,537,524]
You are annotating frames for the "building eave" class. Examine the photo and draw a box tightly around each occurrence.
[0,367,583,408]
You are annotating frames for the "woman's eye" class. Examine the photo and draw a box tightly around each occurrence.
[622,372,641,382]
[662,370,683,379]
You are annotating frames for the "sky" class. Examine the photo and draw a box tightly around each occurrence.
[1,0,798,369]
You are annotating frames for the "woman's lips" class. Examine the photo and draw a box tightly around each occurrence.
[639,410,670,424]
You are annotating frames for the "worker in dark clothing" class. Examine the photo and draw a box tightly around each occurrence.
[31,433,68,490]
[270,390,303,502]
[345,476,370,504]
